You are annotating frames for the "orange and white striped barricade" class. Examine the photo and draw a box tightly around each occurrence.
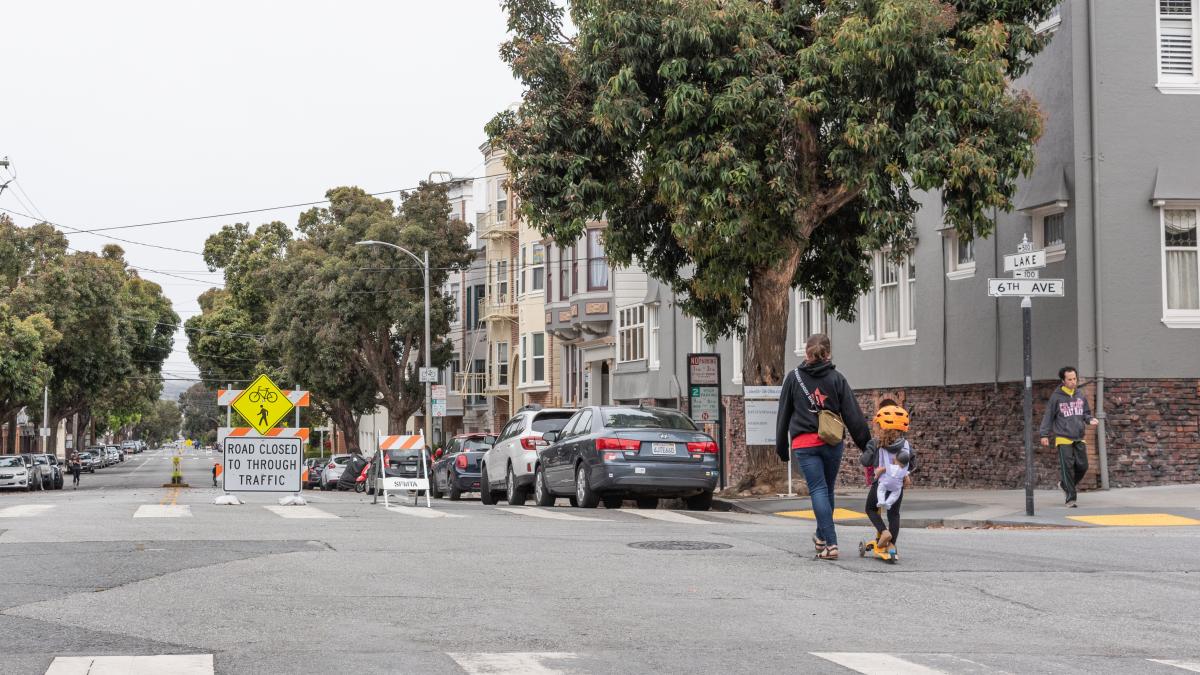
[376,432,430,508]
[218,427,308,499]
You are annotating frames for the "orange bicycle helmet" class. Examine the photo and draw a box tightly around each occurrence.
[874,405,910,432]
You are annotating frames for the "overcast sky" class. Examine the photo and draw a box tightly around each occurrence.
[1,1,524,388]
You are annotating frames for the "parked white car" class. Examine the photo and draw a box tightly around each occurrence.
[0,455,33,490]
[479,405,576,506]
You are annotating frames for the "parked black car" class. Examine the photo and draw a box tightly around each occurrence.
[430,433,495,500]
[535,406,719,511]
[302,458,323,490]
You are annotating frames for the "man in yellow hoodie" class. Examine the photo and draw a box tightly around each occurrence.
[1039,367,1099,507]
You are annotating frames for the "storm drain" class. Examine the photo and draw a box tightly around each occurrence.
[628,540,733,551]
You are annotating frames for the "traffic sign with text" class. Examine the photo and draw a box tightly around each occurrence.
[988,278,1065,297]
[231,374,295,435]
[1003,250,1047,272]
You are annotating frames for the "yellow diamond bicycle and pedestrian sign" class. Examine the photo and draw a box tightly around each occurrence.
[232,374,295,435]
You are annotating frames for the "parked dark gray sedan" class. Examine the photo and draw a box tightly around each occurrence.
[534,406,719,511]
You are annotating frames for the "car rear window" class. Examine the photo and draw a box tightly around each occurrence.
[531,412,574,433]
[602,408,698,430]
[461,440,490,451]
[330,456,351,465]
[385,450,423,462]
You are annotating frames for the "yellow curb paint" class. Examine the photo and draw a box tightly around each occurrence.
[1067,513,1200,527]
[775,508,865,521]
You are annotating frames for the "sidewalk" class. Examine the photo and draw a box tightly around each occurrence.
[713,484,1200,528]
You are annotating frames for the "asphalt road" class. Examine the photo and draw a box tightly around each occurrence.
[1,447,1198,674]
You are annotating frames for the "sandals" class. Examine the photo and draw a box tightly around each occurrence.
[812,534,827,553]
[816,545,839,561]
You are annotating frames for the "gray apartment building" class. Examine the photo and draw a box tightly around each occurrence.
[613,0,1200,490]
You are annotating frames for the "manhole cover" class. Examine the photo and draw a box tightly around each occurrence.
[627,540,733,551]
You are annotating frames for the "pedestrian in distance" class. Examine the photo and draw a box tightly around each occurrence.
[859,401,916,560]
[1039,366,1099,507]
[775,333,872,561]
[68,452,82,489]
[212,462,220,488]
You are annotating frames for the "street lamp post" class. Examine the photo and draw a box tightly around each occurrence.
[355,240,432,449]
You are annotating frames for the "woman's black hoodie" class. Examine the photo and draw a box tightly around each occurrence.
[774,360,871,461]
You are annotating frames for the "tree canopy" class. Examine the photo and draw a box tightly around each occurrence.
[488,0,1056,385]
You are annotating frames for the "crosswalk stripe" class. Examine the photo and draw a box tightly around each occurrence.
[133,505,192,518]
[0,504,56,518]
[45,654,213,675]
[263,505,337,519]
[811,652,949,674]
[448,652,577,675]
[622,509,716,524]
[1151,660,1200,672]
[496,506,605,522]
[384,505,463,519]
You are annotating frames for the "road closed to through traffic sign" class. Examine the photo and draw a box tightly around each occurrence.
[219,428,302,492]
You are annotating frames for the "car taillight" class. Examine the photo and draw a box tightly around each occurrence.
[327,463,336,470]
[687,441,718,454]
[382,454,391,468]
[521,437,547,451]
[455,454,468,469]
[596,438,640,451]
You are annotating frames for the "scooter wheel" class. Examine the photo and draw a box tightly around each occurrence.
[858,541,866,558]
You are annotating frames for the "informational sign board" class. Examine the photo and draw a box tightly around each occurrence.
[687,355,720,386]
[419,367,439,383]
[1003,249,1047,272]
[382,476,428,491]
[690,385,721,422]
[231,374,295,435]
[1011,269,1040,279]
[431,384,447,418]
[743,386,782,446]
[218,428,302,492]
[988,278,1065,297]
[376,433,431,508]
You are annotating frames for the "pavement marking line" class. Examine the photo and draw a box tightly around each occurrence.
[776,508,865,521]
[810,652,949,675]
[133,504,193,518]
[45,654,214,675]
[622,509,717,525]
[0,504,57,518]
[263,505,338,519]
[495,506,606,522]
[1067,513,1200,527]
[1150,660,1200,672]
[384,505,464,519]
[447,652,577,675]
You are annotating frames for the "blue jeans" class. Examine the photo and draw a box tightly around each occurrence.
[794,443,845,547]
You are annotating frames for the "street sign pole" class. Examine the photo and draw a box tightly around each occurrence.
[1022,297,1034,517]
[42,385,49,455]
[423,249,432,450]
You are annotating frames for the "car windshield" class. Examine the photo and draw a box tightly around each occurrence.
[0,457,23,467]
[34,456,48,465]
[530,412,574,433]
[602,408,698,431]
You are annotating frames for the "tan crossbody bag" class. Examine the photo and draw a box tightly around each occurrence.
[795,367,845,445]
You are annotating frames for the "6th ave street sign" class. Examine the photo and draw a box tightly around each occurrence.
[988,278,1065,297]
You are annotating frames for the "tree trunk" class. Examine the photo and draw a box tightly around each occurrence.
[745,244,803,386]
[330,403,360,455]
[4,411,16,454]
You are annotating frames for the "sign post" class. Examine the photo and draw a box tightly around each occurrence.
[687,354,723,489]
[988,235,1061,516]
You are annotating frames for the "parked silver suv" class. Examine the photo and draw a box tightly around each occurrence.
[480,405,576,506]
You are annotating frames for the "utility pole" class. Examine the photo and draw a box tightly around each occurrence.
[41,385,49,455]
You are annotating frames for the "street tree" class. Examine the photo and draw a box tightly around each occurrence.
[489,0,1056,386]
[0,303,60,443]
[179,382,221,446]
[133,399,182,446]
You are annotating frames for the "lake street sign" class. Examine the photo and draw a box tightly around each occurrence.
[1003,249,1047,272]
[988,278,1065,297]
[1011,269,1040,279]
[231,374,295,435]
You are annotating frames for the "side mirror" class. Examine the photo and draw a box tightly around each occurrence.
[542,431,559,444]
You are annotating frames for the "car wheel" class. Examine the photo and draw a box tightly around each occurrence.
[685,491,713,511]
[479,465,497,505]
[56,477,64,490]
[431,475,442,499]
[635,497,659,510]
[506,466,528,506]
[449,483,462,501]
[574,464,599,509]
[533,467,555,507]
[602,494,623,509]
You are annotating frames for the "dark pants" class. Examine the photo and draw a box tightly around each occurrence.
[794,443,844,547]
[865,479,903,544]
[70,467,80,486]
[1059,441,1088,502]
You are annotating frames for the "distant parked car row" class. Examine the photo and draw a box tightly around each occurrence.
[302,404,719,512]
[0,453,64,491]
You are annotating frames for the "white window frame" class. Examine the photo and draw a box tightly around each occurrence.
[520,334,528,384]
[1158,203,1200,327]
[448,282,461,323]
[945,229,977,280]
[519,245,527,296]
[531,243,545,292]
[648,304,661,370]
[496,180,509,222]
[1035,4,1062,34]
[731,334,743,385]
[495,341,509,387]
[793,290,828,356]
[531,332,546,383]
[691,317,710,354]
[1029,203,1069,264]
[617,305,647,364]
[859,250,917,350]
[1157,0,1200,94]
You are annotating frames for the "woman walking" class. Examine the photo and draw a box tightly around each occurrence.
[775,334,871,560]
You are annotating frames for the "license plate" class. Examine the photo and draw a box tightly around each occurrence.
[651,443,676,455]
[635,467,646,474]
